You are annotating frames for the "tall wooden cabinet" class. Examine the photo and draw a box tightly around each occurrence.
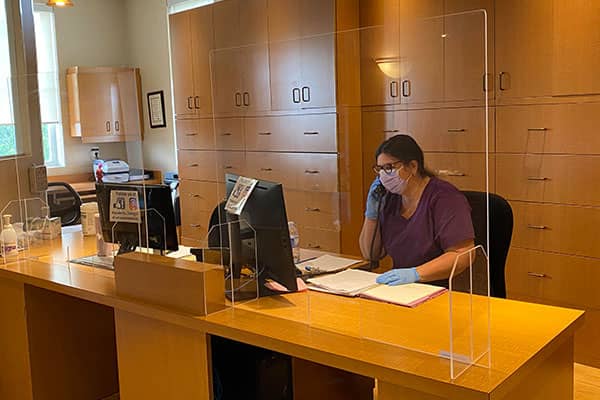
[170,0,360,253]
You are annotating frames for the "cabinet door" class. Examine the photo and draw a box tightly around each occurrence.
[241,44,271,114]
[300,35,336,109]
[269,40,302,111]
[444,0,493,102]
[77,71,113,138]
[495,0,553,101]
[400,0,444,104]
[552,0,600,96]
[360,0,401,106]
[190,7,214,117]
[169,12,195,118]
[114,69,142,140]
[211,48,243,115]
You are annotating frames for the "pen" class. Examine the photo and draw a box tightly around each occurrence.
[298,256,318,264]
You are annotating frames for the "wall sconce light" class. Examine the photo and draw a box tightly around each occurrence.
[375,57,401,79]
[46,0,74,7]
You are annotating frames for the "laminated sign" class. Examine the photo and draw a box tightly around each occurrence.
[109,190,142,223]
[225,176,258,215]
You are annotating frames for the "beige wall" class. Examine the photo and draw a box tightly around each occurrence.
[50,0,131,176]
[124,0,177,174]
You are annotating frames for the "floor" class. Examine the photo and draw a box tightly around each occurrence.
[575,363,600,400]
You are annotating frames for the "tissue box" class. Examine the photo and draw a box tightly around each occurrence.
[42,217,61,240]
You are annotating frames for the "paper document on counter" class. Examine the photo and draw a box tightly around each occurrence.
[296,254,362,274]
[307,269,378,296]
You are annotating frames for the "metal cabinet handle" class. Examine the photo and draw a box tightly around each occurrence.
[187,163,199,167]
[383,129,399,133]
[258,132,272,136]
[303,131,319,135]
[499,72,508,91]
[235,92,242,107]
[307,244,322,249]
[482,73,489,92]
[260,168,273,172]
[106,121,110,132]
[438,170,466,177]
[527,176,549,181]
[187,96,193,109]
[292,88,301,104]
[527,224,548,230]
[301,86,310,103]
[527,127,548,132]
[194,96,200,109]
[304,207,321,212]
[189,194,204,199]
[390,81,399,98]
[527,272,548,278]
[220,132,232,136]
[223,165,233,170]
[243,92,250,107]
[115,121,120,132]
[190,223,202,228]
[185,133,198,137]
[304,169,320,174]
[401,80,411,97]
[447,128,466,133]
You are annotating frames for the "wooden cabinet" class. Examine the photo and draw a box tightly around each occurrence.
[175,119,215,150]
[495,0,553,101]
[268,0,336,111]
[169,7,214,118]
[425,153,494,192]
[66,67,142,143]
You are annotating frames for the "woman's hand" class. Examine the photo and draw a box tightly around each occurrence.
[376,267,420,286]
[365,176,383,220]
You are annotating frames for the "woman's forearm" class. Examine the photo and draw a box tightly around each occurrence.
[415,240,474,282]
[359,218,384,260]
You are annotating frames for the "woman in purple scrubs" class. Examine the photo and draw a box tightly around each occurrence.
[359,135,475,286]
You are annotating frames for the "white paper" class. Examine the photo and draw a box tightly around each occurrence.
[225,176,258,215]
[361,283,446,307]
[307,269,379,296]
[109,190,141,223]
[296,254,361,274]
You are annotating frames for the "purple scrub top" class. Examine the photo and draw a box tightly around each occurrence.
[379,177,474,270]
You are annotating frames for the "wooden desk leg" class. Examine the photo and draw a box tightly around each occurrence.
[115,310,213,400]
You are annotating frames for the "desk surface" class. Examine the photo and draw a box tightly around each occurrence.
[0,230,584,399]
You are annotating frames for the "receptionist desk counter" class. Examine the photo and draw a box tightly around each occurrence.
[0,229,584,400]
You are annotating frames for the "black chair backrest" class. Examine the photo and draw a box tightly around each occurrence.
[461,191,513,298]
[47,182,83,226]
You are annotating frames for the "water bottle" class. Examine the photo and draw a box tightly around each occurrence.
[288,221,300,263]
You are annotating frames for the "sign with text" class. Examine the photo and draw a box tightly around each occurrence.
[109,190,141,223]
[225,176,258,215]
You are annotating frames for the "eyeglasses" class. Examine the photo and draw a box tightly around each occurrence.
[373,161,404,175]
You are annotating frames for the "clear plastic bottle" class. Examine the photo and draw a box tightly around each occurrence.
[1,214,18,258]
[288,221,300,264]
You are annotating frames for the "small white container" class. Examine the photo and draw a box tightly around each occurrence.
[81,202,99,236]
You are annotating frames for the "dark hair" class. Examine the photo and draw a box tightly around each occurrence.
[375,134,435,177]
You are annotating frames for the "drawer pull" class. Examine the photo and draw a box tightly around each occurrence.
[447,128,466,133]
[527,127,548,132]
[187,163,199,167]
[307,244,322,249]
[258,132,272,136]
[383,129,399,133]
[527,224,548,230]
[189,194,204,199]
[260,168,273,172]
[437,169,466,177]
[304,207,321,212]
[220,132,232,136]
[527,176,549,181]
[185,133,198,136]
[303,131,319,135]
[223,165,234,170]
[527,272,548,278]
[304,169,320,174]
[189,223,202,228]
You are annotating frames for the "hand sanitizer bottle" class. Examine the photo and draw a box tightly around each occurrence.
[288,221,300,264]
[1,214,18,258]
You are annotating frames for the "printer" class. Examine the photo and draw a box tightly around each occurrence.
[93,159,129,183]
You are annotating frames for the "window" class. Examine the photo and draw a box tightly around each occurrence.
[0,0,16,158]
[33,5,64,167]
[168,0,215,14]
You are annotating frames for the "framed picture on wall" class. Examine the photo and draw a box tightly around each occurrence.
[147,91,166,128]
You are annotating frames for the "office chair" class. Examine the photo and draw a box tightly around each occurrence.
[47,182,83,226]
[461,191,513,298]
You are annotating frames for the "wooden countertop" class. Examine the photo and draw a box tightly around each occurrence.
[0,230,585,399]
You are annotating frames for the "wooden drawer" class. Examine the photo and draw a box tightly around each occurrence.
[425,153,495,192]
[497,103,600,154]
[406,107,494,152]
[297,226,340,253]
[506,247,600,309]
[284,190,340,231]
[244,114,337,152]
[179,180,221,213]
[176,119,215,150]
[215,151,246,182]
[180,209,211,245]
[511,201,600,258]
[214,118,244,150]
[245,152,288,186]
[177,150,217,181]
[496,154,600,206]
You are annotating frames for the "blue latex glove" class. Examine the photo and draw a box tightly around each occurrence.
[365,176,383,220]
[376,268,420,286]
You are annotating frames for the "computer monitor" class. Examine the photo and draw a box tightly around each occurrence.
[95,183,178,254]
[213,174,298,298]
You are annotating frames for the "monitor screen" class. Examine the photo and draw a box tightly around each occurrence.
[216,174,298,297]
[95,183,178,253]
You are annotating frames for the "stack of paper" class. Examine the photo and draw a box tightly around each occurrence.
[296,254,362,274]
[307,269,447,307]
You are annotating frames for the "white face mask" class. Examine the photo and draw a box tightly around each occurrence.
[379,168,412,195]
